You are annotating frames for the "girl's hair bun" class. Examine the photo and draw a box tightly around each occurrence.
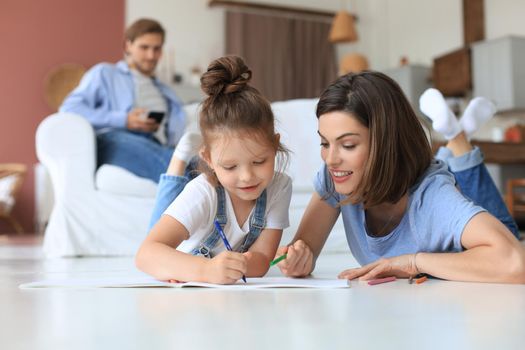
[200,55,252,96]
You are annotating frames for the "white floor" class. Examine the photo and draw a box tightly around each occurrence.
[2,235,525,350]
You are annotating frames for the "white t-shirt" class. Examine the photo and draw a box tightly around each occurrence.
[164,172,292,255]
[131,69,168,144]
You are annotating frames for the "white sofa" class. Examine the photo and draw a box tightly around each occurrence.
[36,99,347,257]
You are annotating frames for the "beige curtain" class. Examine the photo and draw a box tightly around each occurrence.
[226,10,337,102]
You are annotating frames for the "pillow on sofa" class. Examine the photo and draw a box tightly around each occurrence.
[94,103,201,199]
[95,165,157,197]
[183,102,201,132]
[272,99,349,253]
[272,99,322,192]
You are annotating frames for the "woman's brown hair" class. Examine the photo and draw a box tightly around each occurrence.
[316,71,432,208]
[198,55,288,185]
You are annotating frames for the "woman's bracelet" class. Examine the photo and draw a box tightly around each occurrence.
[414,252,421,274]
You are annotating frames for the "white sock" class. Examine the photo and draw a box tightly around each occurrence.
[459,97,496,138]
[173,132,202,163]
[419,88,462,140]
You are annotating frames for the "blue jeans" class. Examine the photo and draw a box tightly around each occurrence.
[148,158,200,230]
[97,130,173,183]
[436,146,519,238]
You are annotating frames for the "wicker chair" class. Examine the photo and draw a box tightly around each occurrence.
[0,163,27,233]
[506,179,525,220]
[44,63,86,111]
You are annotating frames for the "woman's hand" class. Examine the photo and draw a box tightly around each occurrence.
[276,240,314,277]
[338,254,419,280]
[205,251,248,284]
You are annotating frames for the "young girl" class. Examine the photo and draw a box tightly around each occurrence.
[276,71,525,284]
[135,56,292,284]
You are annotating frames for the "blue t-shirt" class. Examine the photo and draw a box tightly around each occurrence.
[314,159,486,266]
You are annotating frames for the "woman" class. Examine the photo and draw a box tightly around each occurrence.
[276,71,525,284]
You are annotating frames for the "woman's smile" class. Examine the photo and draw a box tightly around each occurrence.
[330,169,353,183]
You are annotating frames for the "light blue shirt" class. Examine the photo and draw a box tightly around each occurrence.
[59,60,186,147]
[314,159,486,265]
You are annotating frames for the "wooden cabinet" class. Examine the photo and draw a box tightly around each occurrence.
[433,47,471,97]
[433,140,525,164]
[472,36,525,111]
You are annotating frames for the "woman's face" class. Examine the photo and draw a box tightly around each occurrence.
[318,111,370,195]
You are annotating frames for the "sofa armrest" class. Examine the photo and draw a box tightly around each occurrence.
[35,113,97,193]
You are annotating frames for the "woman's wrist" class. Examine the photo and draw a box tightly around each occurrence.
[413,252,421,275]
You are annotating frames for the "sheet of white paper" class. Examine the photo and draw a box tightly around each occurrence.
[20,275,349,289]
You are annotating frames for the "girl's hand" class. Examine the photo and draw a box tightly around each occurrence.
[276,240,314,277]
[205,251,248,284]
[338,254,419,281]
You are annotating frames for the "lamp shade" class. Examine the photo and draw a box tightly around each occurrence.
[329,10,358,43]
[339,53,369,75]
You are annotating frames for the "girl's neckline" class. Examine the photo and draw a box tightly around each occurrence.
[225,191,256,230]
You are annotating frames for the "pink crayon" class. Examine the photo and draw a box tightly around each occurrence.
[367,276,396,286]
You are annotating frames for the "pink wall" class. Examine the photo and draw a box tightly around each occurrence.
[0,0,124,233]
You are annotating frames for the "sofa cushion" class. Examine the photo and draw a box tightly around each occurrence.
[95,165,157,197]
[92,103,201,198]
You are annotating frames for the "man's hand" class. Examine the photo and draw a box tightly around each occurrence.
[338,254,419,281]
[126,108,159,132]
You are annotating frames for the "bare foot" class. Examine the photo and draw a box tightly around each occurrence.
[166,154,186,176]
[446,132,472,157]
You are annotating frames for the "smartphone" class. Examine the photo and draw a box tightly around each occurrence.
[147,111,165,123]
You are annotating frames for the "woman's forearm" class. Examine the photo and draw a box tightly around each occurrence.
[416,245,525,283]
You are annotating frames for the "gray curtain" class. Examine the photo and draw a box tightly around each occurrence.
[226,10,337,102]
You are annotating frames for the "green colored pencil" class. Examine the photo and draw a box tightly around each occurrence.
[269,254,287,266]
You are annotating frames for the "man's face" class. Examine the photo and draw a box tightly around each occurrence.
[125,33,163,76]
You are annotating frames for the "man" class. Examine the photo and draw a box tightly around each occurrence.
[60,18,191,182]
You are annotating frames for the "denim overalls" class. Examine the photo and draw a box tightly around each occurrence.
[148,170,268,254]
[190,186,267,257]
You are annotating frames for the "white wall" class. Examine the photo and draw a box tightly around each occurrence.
[126,0,224,85]
[485,0,525,39]
[126,0,525,85]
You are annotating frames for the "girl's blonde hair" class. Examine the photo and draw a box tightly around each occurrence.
[198,55,289,185]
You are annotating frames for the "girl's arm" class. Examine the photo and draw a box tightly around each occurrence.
[339,212,525,284]
[277,192,341,277]
[135,215,247,284]
[244,228,283,277]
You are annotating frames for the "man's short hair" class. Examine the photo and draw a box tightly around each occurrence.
[125,18,165,43]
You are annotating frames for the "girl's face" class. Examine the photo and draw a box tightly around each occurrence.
[318,111,370,196]
[204,131,277,203]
